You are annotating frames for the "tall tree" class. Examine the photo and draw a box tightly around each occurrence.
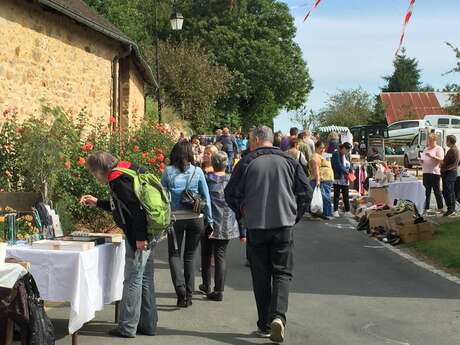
[382,48,422,92]
[318,89,375,128]
[444,43,460,114]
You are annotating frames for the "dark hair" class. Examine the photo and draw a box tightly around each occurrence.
[290,127,299,136]
[315,140,325,149]
[447,135,456,145]
[298,132,307,140]
[289,138,299,149]
[191,134,199,141]
[339,142,352,150]
[169,140,194,172]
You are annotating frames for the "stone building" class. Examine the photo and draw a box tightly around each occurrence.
[0,0,155,129]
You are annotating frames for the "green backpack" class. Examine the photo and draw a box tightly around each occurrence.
[113,167,171,236]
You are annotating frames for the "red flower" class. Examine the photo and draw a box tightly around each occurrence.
[148,158,157,166]
[133,145,140,153]
[64,161,71,169]
[157,153,165,163]
[109,116,117,124]
[142,152,149,159]
[155,148,163,155]
[82,143,93,152]
[159,162,165,174]
[77,157,86,167]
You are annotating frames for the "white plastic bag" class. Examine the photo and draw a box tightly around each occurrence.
[310,186,323,215]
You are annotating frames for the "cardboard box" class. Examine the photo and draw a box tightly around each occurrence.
[395,222,432,243]
[32,240,95,251]
[369,187,389,205]
[387,210,415,229]
[367,209,393,230]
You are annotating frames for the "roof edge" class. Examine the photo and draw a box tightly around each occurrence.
[38,0,157,87]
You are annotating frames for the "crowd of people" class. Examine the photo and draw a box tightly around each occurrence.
[78,124,459,343]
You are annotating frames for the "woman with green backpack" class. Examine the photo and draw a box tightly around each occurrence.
[80,151,157,338]
[161,140,213,308]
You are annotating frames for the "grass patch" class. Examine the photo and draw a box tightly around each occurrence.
[406,221,460,270]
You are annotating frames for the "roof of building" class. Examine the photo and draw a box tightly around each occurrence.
[37,0,156,86]
[380,92,451,124]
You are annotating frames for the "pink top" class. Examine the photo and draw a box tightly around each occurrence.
[421,145,445,175]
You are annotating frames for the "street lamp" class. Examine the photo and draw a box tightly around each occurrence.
[156,2,184,124]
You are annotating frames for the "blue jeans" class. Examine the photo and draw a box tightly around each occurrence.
[310,180,333,217]
[118,240,158,337]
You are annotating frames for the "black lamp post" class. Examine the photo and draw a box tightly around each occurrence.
[156,1,184,124]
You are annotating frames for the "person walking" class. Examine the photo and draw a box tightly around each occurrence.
[225,126,310,343]
[297,132,312,165]
[80,152,157,338]
[309,140,334,219]
[287,138,309,175]
[161,141,213,308]
[216,127,238,173]
[191,135,205,166]
[200,151,241,301]
[331,142,353,217]
[280,127,299,152]
[421,133,445,214]
[441,135,459,217]
[326,132,340,154]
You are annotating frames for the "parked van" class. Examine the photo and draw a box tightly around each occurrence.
[424,115,460,129]
[403,128,460,168]
[387,119,430,141]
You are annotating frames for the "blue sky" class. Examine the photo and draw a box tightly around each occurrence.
[274,0,460,132]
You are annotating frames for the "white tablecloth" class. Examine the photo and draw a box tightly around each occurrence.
[6,242,125,334]
[0,263,28,288]
[370,179,426,212]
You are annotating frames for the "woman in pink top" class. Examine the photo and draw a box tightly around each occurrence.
[420,133,445,212]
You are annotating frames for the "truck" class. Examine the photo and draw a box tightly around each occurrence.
[403,127,460,168]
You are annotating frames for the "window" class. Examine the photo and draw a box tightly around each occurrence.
[411,134,419,146]
[420,132,427,146]
[388,123,402,131]
[438,118,449,127]
[402,121,419,129]
[452,119,460,126]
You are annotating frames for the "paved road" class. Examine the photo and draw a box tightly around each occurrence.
[50,217,460,345]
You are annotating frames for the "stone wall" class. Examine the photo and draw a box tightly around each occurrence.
[0,0,145,127]
[128,60,145,127]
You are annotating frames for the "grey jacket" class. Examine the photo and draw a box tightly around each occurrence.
[225,147,310,231]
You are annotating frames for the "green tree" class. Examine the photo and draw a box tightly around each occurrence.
[369,95,387,125]
[444,43,460,114]
[318,89,375,128]
[382,48,422,92]
[291,106,319,130]
[146,40,232,132]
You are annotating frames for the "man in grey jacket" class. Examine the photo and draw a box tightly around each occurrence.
[225,126,310,343]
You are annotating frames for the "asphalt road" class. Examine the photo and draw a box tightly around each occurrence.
[49,217,460,345]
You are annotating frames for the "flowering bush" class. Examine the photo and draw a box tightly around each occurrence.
[0,105,176,232]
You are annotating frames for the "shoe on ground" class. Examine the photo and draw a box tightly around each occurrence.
[206,291,223,301]
[443,210,456,217]
[332,211,340,218]
[108,328,135,338]
[199,284,210,295]
[186,295,193,307]
[255,328,271,338]
[270,318,285,343]
[137,328,156,336]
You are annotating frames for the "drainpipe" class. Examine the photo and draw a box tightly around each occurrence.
[111,45,132,131]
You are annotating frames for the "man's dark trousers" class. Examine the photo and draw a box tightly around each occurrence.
[442,170,458,212]
[247,227,293,332]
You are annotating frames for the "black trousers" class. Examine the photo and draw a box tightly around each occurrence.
[201,237,230,292]
[247,228,293,332]
[168,217,204,296]
[455,176,460,203]
[423,173,443,210]
[442,170,458,212]
[333,184,350,212]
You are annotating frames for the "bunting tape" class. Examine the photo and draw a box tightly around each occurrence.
[395,0,416,55]
[303,0,322,22]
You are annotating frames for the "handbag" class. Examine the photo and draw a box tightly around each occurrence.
[180,167,205,214]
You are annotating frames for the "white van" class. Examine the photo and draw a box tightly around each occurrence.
[387,119,430,141]
[403,128,460,168]
[424,115,460,129]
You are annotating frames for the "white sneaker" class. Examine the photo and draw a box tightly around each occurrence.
[270,318,285,343]
[333,211,340,218]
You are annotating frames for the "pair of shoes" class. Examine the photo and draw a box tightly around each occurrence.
[332,211,340,218]
[270,318,285,343]
[255,328,271,338]
[186,295,193,307]
[443,210,456,217]
[199,284,210,295]
[108,328,135,338]
[206,291,223,301]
